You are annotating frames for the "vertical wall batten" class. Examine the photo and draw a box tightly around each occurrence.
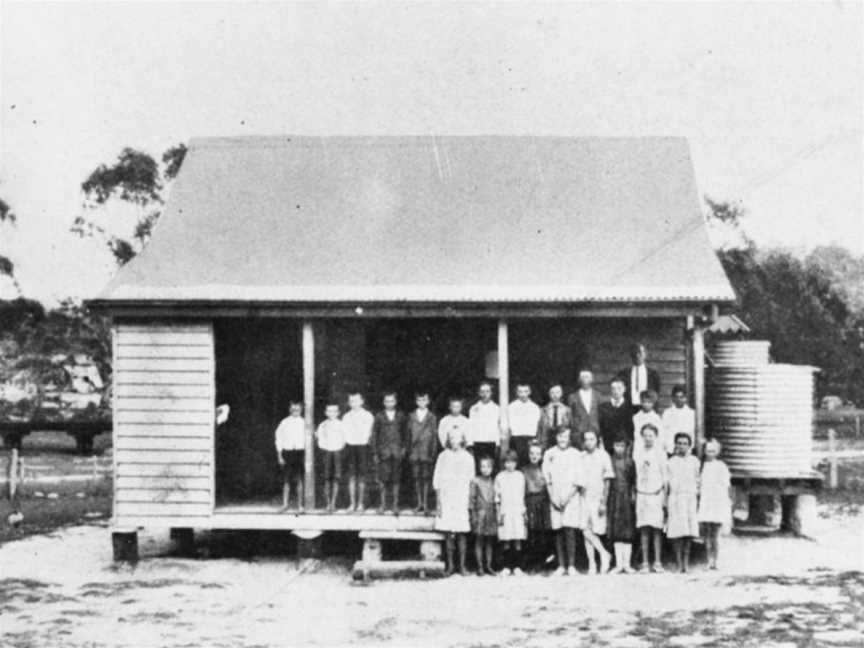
[113,322,215,525]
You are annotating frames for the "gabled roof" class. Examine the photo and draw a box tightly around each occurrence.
[95,136,734,306]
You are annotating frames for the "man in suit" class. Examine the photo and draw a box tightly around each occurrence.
[598,376,634,453]
[618,343,661,412]
[566,369,602,450]
[538,383,572,448]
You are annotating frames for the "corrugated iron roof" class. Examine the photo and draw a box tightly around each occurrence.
[96,136,735,304]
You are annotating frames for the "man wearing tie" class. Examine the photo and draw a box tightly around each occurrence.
[538,384,572,448]
[617,343,661,412]
[567,369,601,450]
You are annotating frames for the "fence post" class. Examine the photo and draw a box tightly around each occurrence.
[828,428,838,490]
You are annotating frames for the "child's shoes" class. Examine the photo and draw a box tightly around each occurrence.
[651,563,665,573]
[512,567,525,577]
[552,566,566,577]
[566,566,578,577]
[499,568,512,577]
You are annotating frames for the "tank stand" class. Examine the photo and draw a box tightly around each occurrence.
[731,474,823,538]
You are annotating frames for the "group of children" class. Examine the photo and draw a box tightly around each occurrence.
[273,378,732,576]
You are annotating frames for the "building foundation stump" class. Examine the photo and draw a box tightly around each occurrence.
[296,535,324,559]
[789,493,818,537]
[362,538,383,562]
[419,539,442,562]
[112,530,139,563]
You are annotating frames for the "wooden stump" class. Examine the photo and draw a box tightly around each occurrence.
[788,494,817,537]
[419,540,442,562]
[362,538,383,562]
[296,536,324,559]
[112,530,139,563]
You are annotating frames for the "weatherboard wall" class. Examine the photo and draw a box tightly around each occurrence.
[112,322,215,527]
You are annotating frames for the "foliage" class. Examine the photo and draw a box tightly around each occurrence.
[0,194,18,288]
[707,199,864,405]
[72,143,187,265]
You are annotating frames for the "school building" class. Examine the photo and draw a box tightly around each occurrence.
[91,136,735,556]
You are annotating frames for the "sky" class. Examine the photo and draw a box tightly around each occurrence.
[1,1,862,303]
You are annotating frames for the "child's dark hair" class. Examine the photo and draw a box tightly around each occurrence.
[640,423,659,437]
[479,455,494,468]
[502,449,519,465]
[674,432,693,446]
[609,376,625,387]
[671,384,687,397]
[289,400,303,408]
[478,380,493,390]
[448,395,463,405]
[325,401,340,409]
[382,390,398,400]
[415,389,430,399]
[347,389,364,398]
[640,389,658,403]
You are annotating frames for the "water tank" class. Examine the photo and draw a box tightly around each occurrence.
[708,364,814,476]
[711,340,771,366]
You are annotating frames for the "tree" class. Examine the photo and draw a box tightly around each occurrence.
[72,143,187,264]
[706,198,864,404]
[0,195,20,294]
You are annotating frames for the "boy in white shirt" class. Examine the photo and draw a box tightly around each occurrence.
[507,383,541,466]
[632,390,663,463]
[341,391,375,512]
[439,397,469,449]
[469,381,501,472]
[316,402,346,512]
[661,384,695,455]
[275,401,307,511]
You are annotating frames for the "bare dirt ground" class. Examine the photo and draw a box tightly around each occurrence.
[1,502,862,648]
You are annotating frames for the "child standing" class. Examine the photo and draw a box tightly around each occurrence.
[507,383,541,466]
[632,390,663,463]
[407,391,438,513]
[539,384,573,448]
[341,392,374,512]
[316,403,346,512]
[433,431,476,576]
[666,433,701,572]
[371,392,408,513]
[543,427,584,576]
[274,401,307,511]
[579,430,613,574]
[495,450,527,576]
[470,456,498,576]
[661,385,695,455]
[697,439,731,570]
[438,397,469,450]
[635,423,667,573]
[523,441,552,570]
[606,434,636,573]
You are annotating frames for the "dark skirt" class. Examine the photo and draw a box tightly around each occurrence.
[606,486,635,542]
[525,491,551,531]
[471,502,498,536]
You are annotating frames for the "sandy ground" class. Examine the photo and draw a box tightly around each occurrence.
[1,504,862,648]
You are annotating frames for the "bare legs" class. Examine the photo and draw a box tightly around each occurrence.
[639,527,664,572]
[583,529,611,573]
[704,522,720,569]
[283,477,304,511]
[324,481,339,512]
[672,537,692,572]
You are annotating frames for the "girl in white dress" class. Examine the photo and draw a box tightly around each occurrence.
[495,449,527,576]
[666,433,701,573]
[433,430,476,576]
[580,430,613,574]
[543,427,584,576]
[698,439,732,569]
[635,423,668,573]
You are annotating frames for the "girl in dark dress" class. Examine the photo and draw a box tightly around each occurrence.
[522,441,552,570]
[470,456,498,576]
[607,434,636,573]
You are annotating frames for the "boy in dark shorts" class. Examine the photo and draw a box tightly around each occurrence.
[274,401,307,511]
[407,390,438,513]
[341,391,374,512]
[372,391,407,513]
[316,402,346,512]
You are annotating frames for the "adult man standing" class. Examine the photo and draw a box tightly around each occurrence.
[507,382,542,466]
[468,381,501,472]
[618,343,661,412]
[567,369,602,450]
[598,376,634,453]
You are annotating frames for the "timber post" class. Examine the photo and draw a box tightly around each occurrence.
[497,319,510,455]
[302,321,316,510]
[692,322,706,454]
